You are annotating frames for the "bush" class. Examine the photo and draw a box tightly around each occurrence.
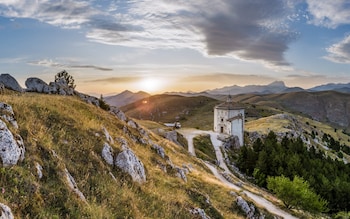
[267,175,328,212]
[55,70,76,89]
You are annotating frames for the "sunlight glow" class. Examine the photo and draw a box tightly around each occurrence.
[138,77,163,93]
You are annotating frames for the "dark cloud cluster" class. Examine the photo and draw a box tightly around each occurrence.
[1,0,349,69]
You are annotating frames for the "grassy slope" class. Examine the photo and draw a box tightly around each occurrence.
[121,94,220,130]
[245,113,350,162]
[0,92,245,218]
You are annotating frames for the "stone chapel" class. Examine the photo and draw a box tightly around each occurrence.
[213,96,245,146]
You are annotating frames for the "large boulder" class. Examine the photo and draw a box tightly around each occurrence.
[0,74,23,92]
[25,77,50,93]
[0,203,14,219]
[0,120,25,166]
[115,148,146,184]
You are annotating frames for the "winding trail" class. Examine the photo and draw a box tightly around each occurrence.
[177,128,298,219]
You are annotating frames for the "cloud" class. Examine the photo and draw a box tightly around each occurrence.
[85,76,141,84]
[0,0,96,28]
[86,0,299,69]
[181,73,275,85]
[0,0,300,68]
[324,35,350,64]
[306,0,350,28]
[28,59,113,71]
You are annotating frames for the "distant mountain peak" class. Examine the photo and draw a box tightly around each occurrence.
[268,81,286,87]
[105,90,151,108]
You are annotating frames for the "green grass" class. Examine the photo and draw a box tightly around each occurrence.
[0,91,247,218]
[193,134,217,163]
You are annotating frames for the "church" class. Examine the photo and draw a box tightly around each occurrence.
[213,96,245,146]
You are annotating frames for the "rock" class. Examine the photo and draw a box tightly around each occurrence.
[127,120,137,129]
[190,208,211,219]
[35,162,43,179]
[236,196,256,219]
[15,134,25,162]
[109,172,117,182]
[64,168,86,202]
[75,91,100,107]
[0,120,25,166]
[116,137,129,150]
[223,135,241,150]
[164,130,181,145]
[25,77,50,93]
[0,74,23,92]
[0,203,14,219]
[47,79,74,95]
[102,142,114,166]
[175,166,187,182]
[110,107,127,122]
[102,127,114,144]
[0,83,5,94]
[0,102,18,129]
[152,143,166,159]
[115,148,146,184]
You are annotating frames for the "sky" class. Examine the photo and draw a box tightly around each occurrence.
[0,0,350,95]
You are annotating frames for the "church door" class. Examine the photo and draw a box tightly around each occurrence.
[220,126,224,133]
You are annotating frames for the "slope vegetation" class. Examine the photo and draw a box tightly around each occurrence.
[232,91,350,129]
[121,94,220,130]
[0,91,250,218]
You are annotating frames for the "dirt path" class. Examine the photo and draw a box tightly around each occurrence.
[178,128,298,219]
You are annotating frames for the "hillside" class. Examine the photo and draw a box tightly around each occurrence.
[105,90,151,107]
[0,90,264,218]
[121,94,221,130]
[231,90,350,130]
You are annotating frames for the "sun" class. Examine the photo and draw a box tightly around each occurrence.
[138,77,163,93]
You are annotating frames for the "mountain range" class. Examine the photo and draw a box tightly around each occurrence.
[110,81,350,109]
[105,90,150,107]
[207,81,350,95]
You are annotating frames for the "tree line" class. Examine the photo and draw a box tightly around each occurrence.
[236,131,350,213]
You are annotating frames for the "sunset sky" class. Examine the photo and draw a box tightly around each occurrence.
[0,0,350,95]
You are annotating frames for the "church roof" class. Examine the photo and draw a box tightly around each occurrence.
[215,101,244,110]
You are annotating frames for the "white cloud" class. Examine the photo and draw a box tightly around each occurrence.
[325,35,350,63]
[0,0,96,28]
[28,59,112,71]
[306,0,350,28]
[0,0,300,69]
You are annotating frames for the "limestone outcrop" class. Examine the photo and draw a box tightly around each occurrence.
[25,77,50,93]
[115,147,146,184]
[0,120,25,166]
[0,203,14,219]
[190,208,211,219]
[24,75,101,107]
[0,74,23,92]
[102,143,114,166]
[0,102,18,129]
[64,168,86,202]
[110,107,127,122]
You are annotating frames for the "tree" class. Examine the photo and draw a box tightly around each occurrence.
[55,70,76,89]
[267,175,328,212]
[99,94,110,111]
